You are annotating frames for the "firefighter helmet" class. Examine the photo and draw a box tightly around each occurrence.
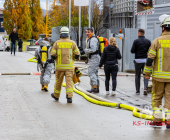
[60,26,69,34]
[159,14,170,28]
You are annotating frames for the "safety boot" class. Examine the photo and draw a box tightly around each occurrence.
[87,88,99,93]
[166,124,170,129]
[41,85,44,90]
[87,85,99,93]
[149,121,162,127]
[51,93,59,101]
[165,120,170,129]
[44,84,49,92]
[67,98,72,103]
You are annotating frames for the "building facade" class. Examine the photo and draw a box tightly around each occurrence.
[104,0,170,29]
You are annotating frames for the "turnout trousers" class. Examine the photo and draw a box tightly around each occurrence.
[54,70,74,98]
[152,79,170,123]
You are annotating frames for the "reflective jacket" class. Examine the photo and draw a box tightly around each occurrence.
[144,31,170,82]
[51,37,80,71]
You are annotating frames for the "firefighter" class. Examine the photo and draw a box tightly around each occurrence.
[50,26,80,103]
[144,14,170,128]
[85,28,100,93]
[35,37,53,92]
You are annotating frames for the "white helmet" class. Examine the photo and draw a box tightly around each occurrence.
[159,14,170,28]
[60,26,69,34]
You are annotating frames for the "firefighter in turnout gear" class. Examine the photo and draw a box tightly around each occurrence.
[35,38,53,92]
[50,26,80,103]
[144,14,170,128]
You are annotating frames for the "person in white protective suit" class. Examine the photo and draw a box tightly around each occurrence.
[84,28,100,93]
[35,37,53,91]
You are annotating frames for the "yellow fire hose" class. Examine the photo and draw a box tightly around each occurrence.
[62,83,166,121]
[28,57,37,63]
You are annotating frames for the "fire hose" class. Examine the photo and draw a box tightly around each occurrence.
[62,83,165,121]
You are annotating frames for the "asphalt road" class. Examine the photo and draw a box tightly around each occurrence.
[0,52,169,140]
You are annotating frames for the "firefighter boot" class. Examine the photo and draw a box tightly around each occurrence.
[67,98,72,103]
[51,93,59,101]
[149,121,162,127]
[41,85,44,90]
[44,84,49,92]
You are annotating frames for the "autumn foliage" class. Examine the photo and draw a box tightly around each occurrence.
[3,0,44,40]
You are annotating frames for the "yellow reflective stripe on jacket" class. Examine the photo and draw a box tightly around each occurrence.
[152,74,170,79]
[158,49,163,72]
[58,49,61,64]
[153,71,170,75]
[149,49,156,55]
[52,49,56,53]
[152,70,170,79]
[73,49,79,53]
[144,67,152,73]
[66,88,73,93]
[69,49,73,64]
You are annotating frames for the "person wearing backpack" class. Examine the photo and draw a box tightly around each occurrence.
[84,28,100,93]
[35,37,53,92]
[99,37,122,96]
[50,26,80,103]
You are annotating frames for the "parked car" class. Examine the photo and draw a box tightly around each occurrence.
[139,0,149,5]
[35,38,43,45]
[0,36,4,51]
[27,39,36,46]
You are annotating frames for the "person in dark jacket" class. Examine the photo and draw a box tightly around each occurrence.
[9,28,18,55]
[18,39,23,52]
[131,29,151,95]
[99,37,121,96]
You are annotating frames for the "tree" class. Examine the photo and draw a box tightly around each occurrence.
[3,0,45,40]
[29,0,45,39]
[17,0,32,40]
[91,0,107,36]
[3,0,14,35]
[50,0,88,45]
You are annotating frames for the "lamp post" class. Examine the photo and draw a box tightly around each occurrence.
[69,0,71,32]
